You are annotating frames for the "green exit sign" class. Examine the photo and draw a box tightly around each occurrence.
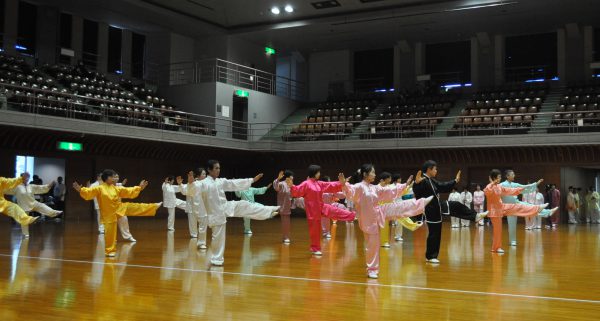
[265,47,276,55]
[57,141,83,151]
[235,89,249,97]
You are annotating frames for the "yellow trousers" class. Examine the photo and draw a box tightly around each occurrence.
[104,202,158,255]
[1,201,37,225]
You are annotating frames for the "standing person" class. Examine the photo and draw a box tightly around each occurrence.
[90,173,105,234]
[566,186,578,224]
[392,175,423,242]
[523,186,543,230]
[113,174,138,243]
[412,160,488,264]
[186,160,279,266]
[485,169,556,253]
[575,188,582,223]
[162,176,187,231]
[500,170,545,247]
[378,172,394,247]
[73,169,161,257]
[178,168,208,242]
[448,188,462,228]
[53,176,66,212]
[235,182,273,235]
[0,173,40,237]
[460,186,473,227]
[287,164,354,256]
[342,164,432,279]
[473,184,485,226]
[584,187,594,223]
[589,187,600,224]
[273,170,294,244]
[547,184,561,228]
[6,172,63,221]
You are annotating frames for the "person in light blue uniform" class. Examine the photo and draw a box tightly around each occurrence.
[235,183,273,235]
[500,170,551,247]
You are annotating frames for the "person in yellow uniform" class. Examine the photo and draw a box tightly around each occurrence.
[73,169,161,257]
[1,173,39,236]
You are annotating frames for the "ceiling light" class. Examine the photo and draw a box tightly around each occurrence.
[271,6,280,14]
[284,5,294,13]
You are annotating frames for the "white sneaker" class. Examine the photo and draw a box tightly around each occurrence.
[494,248,505,253]
[125,237,136,242]
[156,202,163,208]
[99,229,105,234]
[535,225,542,229]
[283,238,291,244]
[394,236,403,242]
[168,228,175,231]
[510,241,517,247]
[476,211,489,223]
[367,271,379,279]
[381,242,390,248]
[426,258,440,264]
[312,250,322,256]
[48,210,62,218]
[271,211,279,218]
[190,234,198,238]
[478,220,485,226]
[525,226,532,230]
[451,224,459,228]
[198,244,207,250]
[22,234,30,238]
[106,252,116,257]
[324,233,331,239]
[244,230,253,235]
[210,260,223,266]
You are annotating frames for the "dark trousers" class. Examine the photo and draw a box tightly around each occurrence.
[425,201,478,259]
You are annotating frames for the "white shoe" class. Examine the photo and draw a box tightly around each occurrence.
[367,271,379,279]
[168,228,175,231]
[539,203,549,210]
[244,230,253,235]
[510,241,517,247]
[271,211,279,218]
[125,237,137,242]
[475,211,488,223]
[535,225,542,229]
[381,242,390,248]
[394,236,403,242]
[451,224,459,228]
[426,258,440,264]
[525,226,532,230]
[156,202,163,208]
[323,233,331,239]
[99,229,105,234]
[210,260,223,266]
[190,234,198,238]
[106,252,116,257]
[494,248,505,253]
[198,244,207,250]
[312,250,322,256]
[478,220,485,226]
[48,210,62,218]
[22,234,30,238]
[283,238,291,244]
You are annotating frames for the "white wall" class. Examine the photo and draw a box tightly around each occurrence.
[34,157,66,184]
[308,50,352,102]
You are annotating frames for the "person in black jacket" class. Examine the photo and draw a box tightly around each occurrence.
[413,160,488,264]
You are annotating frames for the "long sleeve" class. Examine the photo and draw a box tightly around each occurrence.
[79,186,101,200]
[273,180,281,192]
[465,192,473,203]
[220,178,253,192]
[432,178,456,194]
[117,186,142,199]
[30,184,52,195]
[412,180,428,197]
[318,181,343,194]
[500,186,524,196]
[171,184,182,194]
[252,186,269,196]
[179,184,188,196]
[375,184,403,203]
[342,183,358,203]
[290,181,307,198]
[0,176,23,191]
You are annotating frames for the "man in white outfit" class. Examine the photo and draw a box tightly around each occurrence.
[178,168,209,247]
[448,188,462,228]
[90,173,105,233]
[6,172,62,237]
[162,176,188,231]
[460,187,473,227]
[187,160,279,266]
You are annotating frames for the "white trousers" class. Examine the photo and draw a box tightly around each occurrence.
[95,209,105,233]
[166,199,187,230]
[210,223,226,265]
[30,201,61,217]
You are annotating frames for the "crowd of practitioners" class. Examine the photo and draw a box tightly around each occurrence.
[3,159,597,279]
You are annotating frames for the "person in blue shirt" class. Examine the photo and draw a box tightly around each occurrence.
[235,183,273,235]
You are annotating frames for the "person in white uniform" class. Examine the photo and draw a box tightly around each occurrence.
[178,168,208,243]
[460,187,473,227]
[448,188,462,228]
[162,176,188,231]
[186,160,279,266]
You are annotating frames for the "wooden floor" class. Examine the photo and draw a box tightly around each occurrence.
[0,215,599,320]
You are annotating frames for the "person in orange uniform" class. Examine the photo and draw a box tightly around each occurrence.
[73,169,161,257]
[0,173,39,236]
[484,169,556,253]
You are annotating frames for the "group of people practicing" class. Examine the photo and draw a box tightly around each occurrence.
[0,159,559,279]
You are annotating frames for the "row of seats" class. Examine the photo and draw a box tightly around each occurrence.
[460,106,539,116]
[551,84,600,132]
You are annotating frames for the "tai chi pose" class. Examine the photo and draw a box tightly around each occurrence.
[412,160,488,264]
[0,174,39,237]
[473,184,485,226]
[74,169,161,257]
[235,182,273,235]
[274,170,294,244]
[186,160,279,266]
[342,164,432,279]
[162,176,188,231]
[287,165,355,256]
[178,168,208,241]
[6,172,62,219]
[485,169,556,253]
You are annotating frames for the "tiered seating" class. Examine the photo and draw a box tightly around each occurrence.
[283,100,375,141]
[364,94,456,138]
[549,82,600,133]
[449,84,547,136]
[0,55,215,136]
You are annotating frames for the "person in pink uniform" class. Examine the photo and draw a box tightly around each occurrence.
[274,170,294,244]
[342,164,434,279]
[321,188,354,239]
[287,165,353,256]
[484,169,556,253]
[473,184,486,226]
